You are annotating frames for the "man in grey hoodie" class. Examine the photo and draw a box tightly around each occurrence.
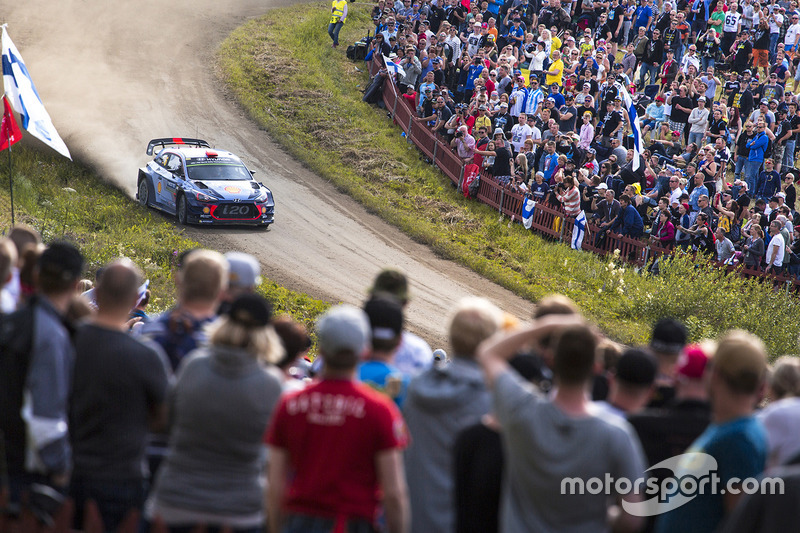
[402,297,504,533]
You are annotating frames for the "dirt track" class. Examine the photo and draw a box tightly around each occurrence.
[4,0,533,347]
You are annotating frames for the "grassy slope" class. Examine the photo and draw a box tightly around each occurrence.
[0,147,329,333]
[216,3,800,356]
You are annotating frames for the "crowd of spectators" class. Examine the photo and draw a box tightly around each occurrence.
[3,227,800,533]
[370,0,800,273]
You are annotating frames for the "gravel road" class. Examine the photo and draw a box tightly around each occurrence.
[5,0,534,347]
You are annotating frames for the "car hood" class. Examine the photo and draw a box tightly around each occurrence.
[193,180,260,201]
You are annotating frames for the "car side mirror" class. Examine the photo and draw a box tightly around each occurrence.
[250,169,256,176]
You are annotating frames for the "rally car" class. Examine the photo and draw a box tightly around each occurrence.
[136,138,274,227]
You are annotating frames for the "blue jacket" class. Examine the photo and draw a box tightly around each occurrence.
[612,204,644,238]
[746,131,769,162]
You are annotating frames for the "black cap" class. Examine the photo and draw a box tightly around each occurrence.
[228,293,273,328]
[363,295,404,340]
[616,348,658,386]
[38,241,83,283]
[649,318,687,354]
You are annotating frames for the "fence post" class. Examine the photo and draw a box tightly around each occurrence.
[499,189,504,215]
[407,116,414,143]
[392,95,398,119]
[433,141,438,165]
[559,216,565,243]
[642,246,650,268]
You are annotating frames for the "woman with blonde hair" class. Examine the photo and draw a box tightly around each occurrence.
[145,293,284,532]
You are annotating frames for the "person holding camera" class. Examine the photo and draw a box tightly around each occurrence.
[451,125,477,163]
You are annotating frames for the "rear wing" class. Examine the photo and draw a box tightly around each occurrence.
[146,138,210,156]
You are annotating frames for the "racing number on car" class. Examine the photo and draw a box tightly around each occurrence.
[222,205,249,215]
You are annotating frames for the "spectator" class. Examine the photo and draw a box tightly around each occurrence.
[743,223,766,270]
[1,241,83,518]
[629,344,712,532]
[478,314,646,532]
[272,315,313,391]
[266,304,409,533]
[403,297,503,533]
[219,251,262,315]
[138,249,228,371]
[610,194,644,238]
[595,348,659,418]
[758,356,800,467]
[358,295,409,407]
[69,259,170,531]
[766,219,787,273]
[368,269,433,377]
[654,331,768,533]
[146,293,283,532]
[715,228,736,263]
[0,238,18,314]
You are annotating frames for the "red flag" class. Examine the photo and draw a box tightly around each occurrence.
[0,96,22,151]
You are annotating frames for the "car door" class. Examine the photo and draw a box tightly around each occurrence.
[159,153,184,212]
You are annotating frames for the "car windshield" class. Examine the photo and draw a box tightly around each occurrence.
[186,157,251,181]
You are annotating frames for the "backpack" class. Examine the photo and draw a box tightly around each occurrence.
[462,164,481,198]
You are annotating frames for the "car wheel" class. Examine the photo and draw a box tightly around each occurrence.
[137,178,150,206]
[177,195,188,225]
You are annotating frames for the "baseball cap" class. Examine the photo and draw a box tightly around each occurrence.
[597,182,608,190]
[583,82,591,89]
[761,99,769,105]
[500,102,509,108]
[227,293,272,328]
[39,241,84,285]
[547,97,556,103]
[479,104,488,110]
[316,304,371,356]
[225,251,262,288]
[777,191,787,198]
[676,345,710,380]
[650,318,688,354]
[615,348,658,386]
[363,296,404,341]
[369,268,409,302]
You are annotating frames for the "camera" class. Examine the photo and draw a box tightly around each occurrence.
[456,131,464,137]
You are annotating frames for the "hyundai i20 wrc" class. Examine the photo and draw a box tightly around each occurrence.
[136,138,274,227]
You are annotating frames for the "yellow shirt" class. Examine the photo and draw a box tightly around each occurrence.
[546,59,564,86]
[550,36,562,57]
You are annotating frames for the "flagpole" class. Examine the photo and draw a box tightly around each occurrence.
[7,126,12,226]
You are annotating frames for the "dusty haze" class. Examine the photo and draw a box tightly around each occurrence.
[4,0,534,346]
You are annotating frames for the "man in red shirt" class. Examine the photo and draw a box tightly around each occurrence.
[266,304,410,533]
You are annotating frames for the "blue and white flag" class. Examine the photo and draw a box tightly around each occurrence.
[2,25,71,159]
[383,55,406,79]
[616,81,642,171]
[571,210,586,250]
[522,197,535,229]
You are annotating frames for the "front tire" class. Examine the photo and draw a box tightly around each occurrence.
[177,195,188,225]
[137,178,150,206]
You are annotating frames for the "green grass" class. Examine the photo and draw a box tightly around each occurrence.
[0,147,329,335]
[216,3,800,357]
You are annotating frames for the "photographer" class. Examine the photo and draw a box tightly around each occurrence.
[450,125,477,163]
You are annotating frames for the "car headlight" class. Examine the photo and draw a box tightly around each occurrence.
[255,191,270,203]
[195,191,215,203]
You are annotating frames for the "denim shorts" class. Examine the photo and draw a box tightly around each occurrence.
[283,513,377,533]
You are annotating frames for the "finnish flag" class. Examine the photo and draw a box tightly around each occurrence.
[571,210,587,250]
[522,197,535,229]
[2,25,71,159]
[383,55,406,79]
[616,81,643,172]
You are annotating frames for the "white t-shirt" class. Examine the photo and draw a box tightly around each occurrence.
[758,397,800,467]
[723,11,741,33]
[785,23,800,47]
[769,12,784,33]
[510,87,526,117]
[511,123,533,152]
[768,232,785,266]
